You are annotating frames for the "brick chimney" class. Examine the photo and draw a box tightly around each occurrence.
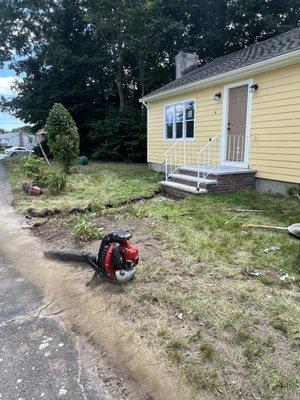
[175,51,199,79]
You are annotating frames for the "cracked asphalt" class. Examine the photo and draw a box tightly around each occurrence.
[0,161,116,400]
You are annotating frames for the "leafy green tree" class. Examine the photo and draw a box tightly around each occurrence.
[46,103,79,173]
[10,125,32,134]
[89,106,146,162]
[0,0,299,162]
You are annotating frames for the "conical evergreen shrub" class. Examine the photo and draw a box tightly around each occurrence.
[46,103,79,173]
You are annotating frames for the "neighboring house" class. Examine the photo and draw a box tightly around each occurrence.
[140,28,300,195]
[0,132,37,150]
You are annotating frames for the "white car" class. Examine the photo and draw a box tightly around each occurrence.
[4,147,34,157]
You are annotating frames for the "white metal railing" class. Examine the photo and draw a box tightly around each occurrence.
[225,135,245,163]
[164,136,219,188]
[197,136,218,187]
[164,134,246,190]
[165,139,181,180]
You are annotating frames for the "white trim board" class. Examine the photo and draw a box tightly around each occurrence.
[220,79,253,168]
[142,101,150,163]
[140,49,300,103]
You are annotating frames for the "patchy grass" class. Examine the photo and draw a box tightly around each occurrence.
[102,191,300,399]
[4,158,160,212]
[128,192,300,276]
[6,159,300,399]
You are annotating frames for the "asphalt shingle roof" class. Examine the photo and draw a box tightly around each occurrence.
[143,27,300,100]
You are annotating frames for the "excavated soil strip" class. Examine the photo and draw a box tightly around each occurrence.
[25,189,161,218]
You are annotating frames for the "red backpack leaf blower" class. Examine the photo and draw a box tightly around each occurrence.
[45,231,139,283]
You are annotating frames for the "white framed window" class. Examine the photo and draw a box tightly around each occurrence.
[164,100,195,140]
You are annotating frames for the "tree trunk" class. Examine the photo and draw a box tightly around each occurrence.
[116,46,125,110]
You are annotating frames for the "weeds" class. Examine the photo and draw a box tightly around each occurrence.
[18,156,67,194]
[73,213,104,241]
[271,318,288,334]
[44,168,67,194]
[19,156,45,185]
[243,336,275,361]
[5,160,159,212]
[182,360,221,391]
[188,330,203,342]
[200,342,216,360]
[165,338,188,363]
[235,328,253,343]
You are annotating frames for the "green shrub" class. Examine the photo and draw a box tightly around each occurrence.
[44,168,67,194]
[19,157,46,185]
[287,185,300,198]
[73,213,104,241]
[76,155,89,165]
[46,103,79,173]
[19,157,67,194]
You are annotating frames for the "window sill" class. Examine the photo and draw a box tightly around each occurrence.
[164,137,195,142]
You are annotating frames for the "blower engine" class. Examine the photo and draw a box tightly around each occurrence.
[45,230,139,284]
[86,231,139,283]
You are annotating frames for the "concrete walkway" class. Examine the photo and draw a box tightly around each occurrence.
[0,161,116,400]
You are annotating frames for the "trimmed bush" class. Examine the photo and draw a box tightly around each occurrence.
[46,103,79,173]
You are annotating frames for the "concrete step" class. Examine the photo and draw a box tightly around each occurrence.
[170,173,217,187]
[161,180,207,198]
[179,165,256,177]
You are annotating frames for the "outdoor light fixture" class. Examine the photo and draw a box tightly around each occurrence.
[213,92,222,100]
[249,83,259,92]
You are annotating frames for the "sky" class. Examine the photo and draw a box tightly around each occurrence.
[0,63,24,131]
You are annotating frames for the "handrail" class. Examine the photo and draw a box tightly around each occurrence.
[164,136,219,187]
[165,139,181,156]
[197,136,218,189]
[165,140,183,181]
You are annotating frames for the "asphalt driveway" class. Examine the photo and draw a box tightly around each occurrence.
[0,161,117,400]
[0,253,115,400]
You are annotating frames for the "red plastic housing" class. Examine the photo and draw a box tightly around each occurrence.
[104,240,139,279]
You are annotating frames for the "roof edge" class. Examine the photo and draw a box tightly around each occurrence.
[139,48,300,103]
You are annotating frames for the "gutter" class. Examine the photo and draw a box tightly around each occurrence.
[139,49,300,103]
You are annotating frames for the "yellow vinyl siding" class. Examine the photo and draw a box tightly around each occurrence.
[250,64,300,182]
[147,87,223,164]
[147,63,300,184]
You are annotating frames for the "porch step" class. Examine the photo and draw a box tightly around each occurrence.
[179,165,256,177]
[170,173,217,187]
[161,181,207,198]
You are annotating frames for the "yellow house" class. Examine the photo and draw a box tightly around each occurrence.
[140,28,300,195]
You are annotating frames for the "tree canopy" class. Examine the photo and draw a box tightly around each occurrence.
[0,0,299,161]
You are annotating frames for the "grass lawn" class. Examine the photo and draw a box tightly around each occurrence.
[4,158,300,399]
[4,158,160,212]
[103,192,299,399]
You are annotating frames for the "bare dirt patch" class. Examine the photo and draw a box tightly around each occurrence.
[32,212,167,264]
